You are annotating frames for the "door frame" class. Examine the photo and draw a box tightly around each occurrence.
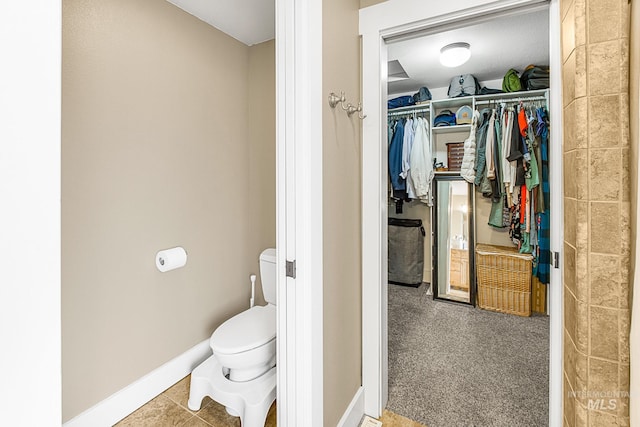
[359,0,564,425]
[275,0,324,426]
[0,1,62,425]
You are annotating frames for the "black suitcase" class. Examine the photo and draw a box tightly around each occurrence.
[388,218,425,287]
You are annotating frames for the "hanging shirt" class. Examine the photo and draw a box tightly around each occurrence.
[474,109,491,187]
[388,119,406,194]
[501,109,514,205]
[485,110,496,180]
[401,118,417,199]
[410,117,434,206]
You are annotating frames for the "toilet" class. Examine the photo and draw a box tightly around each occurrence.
[188,248,277,427]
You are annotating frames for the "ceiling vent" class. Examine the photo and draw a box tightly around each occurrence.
[388,60,409,82]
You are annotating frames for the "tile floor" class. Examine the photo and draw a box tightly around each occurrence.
[114,375,276,427]
[114,375,426,427]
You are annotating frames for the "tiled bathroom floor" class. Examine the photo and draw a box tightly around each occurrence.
[114,374,426,427]
[114,375,276,427]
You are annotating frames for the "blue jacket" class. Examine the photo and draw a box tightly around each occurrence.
[389,119,405,191]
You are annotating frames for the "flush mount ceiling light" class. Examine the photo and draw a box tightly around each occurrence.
[439,42,471,68]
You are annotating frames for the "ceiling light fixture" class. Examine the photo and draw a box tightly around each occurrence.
[439,42,471,68]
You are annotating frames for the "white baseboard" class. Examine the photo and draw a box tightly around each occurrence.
[64,339,211,427]
[337,386,365,427]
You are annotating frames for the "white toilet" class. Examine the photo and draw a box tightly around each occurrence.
[188,248,277,427]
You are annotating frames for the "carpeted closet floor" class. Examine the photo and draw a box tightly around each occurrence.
[387,282,549,427]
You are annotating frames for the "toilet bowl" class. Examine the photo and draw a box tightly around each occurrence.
[188,248,277,427]
[210,303,276,382]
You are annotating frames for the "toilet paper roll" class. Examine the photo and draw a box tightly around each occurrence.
[155,246,187,272]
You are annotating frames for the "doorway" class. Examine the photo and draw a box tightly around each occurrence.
[360,0,563,425]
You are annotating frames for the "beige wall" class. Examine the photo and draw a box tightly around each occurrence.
[360,0,387,9]
[323,0,363,424]
[248,39,277,306]
[561,0,631,425]
[62,0,275,421]
[629,0,639,423]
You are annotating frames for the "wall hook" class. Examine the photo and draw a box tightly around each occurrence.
[346,102,367,120]
[328,91,347,109]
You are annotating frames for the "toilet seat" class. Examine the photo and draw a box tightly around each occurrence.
[211,304,276,355]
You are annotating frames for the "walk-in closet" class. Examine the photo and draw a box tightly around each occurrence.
[385,6,552,426]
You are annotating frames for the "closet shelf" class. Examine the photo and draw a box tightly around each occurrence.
[430,96,474,110]
[433,124,471,135]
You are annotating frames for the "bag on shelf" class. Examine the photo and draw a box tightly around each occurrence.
[412,86,432,104]
[502,68,522,92]
[447,74,481,98]
[434,110,457,127]
[520,65,550,90]
[479,86,504,95]
[388,95,415,109]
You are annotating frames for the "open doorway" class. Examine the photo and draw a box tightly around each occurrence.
[385,7,551,425]
[361,0,563,426]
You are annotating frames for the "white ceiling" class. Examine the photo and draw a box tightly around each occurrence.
[166,0,275,46]
[387,8,549,95]
[163,2,547,92]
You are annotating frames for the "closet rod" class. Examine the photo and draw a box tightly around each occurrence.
[388,107,430,117]
[475,95,547,105]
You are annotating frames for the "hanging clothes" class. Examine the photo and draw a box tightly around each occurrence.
[388,118,406,199]
[460,110,480,183]
[485,110,496,180]
[524,108,540,191]
[535,107,551,284]
[401,118,417,199]
[410,117,434,205]
[474,108,493,197]
[488,108,506,228]
[501,108,514,205]
[474,109,489,186]
[491,107,504,202]
[509,186,522,245]
[388,118,395,147]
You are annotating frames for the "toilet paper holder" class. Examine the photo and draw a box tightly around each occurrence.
[156,246,188,272]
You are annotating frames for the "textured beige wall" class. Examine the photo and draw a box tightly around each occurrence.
[628,0,639,423]
[62,0,274,421]
[323,0,363,424]
[248,39,277,306]
[561,0,632,425]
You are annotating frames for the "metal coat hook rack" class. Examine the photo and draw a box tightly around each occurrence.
[328,91,366,120]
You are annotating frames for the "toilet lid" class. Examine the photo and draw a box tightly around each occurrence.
[210,304,276,355]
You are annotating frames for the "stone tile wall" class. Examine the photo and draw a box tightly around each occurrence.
[561,0,631,425]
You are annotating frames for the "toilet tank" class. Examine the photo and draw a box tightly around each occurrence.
[259,248,277,305]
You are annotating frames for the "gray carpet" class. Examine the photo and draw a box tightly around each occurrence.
[387,283,549,427]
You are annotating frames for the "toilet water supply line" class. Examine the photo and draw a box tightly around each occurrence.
[250,274,256,308]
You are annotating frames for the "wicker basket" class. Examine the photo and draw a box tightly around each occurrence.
[475,244,533,317]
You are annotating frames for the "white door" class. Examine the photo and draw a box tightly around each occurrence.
[275,0,324,426]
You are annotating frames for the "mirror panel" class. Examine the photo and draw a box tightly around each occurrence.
[433,176,474,304]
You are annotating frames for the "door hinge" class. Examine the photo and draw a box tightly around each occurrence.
[553,251,560,269]
[286,260,296,278]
